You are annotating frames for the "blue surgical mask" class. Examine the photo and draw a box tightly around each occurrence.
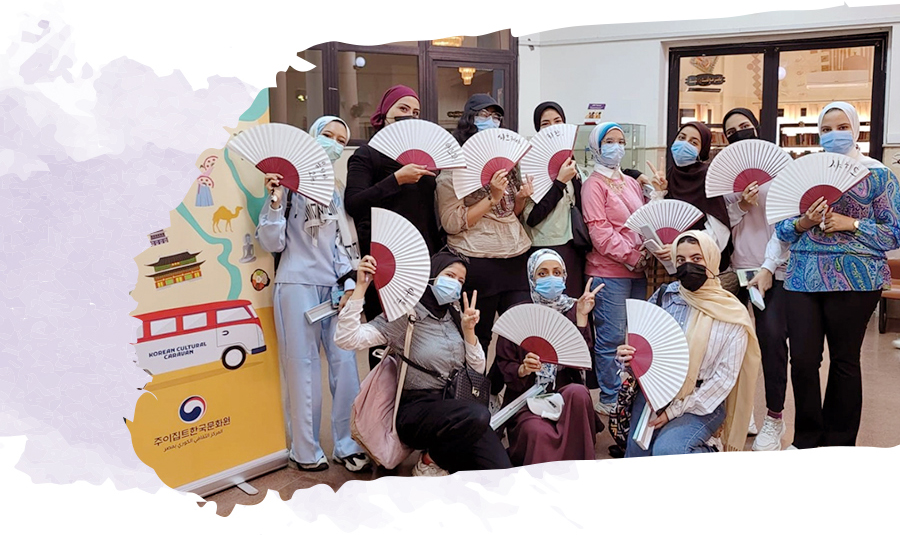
[599,143,626,168]
[431,276,462,305]
[474,116,500,131]
[671,140,699,167]
[316,135,345,163]
[534,276,566,300]
[820,130,855,155]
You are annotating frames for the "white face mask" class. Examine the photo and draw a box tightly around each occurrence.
[598,143,625,167]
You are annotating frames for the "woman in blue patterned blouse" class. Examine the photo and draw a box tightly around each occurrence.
[774,101,900,449]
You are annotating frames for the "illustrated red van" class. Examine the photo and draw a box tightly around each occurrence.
[134,300,266,375]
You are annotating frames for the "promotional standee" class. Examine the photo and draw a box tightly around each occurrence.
[126,90,290,496]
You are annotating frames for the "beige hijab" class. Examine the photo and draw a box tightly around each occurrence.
[670,230,761,452]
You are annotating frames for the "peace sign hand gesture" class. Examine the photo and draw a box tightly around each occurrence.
[576,278,604,326]
[461,290,480,335]
[646,160,667,192]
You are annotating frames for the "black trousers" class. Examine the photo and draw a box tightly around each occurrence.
[737,281,789,413]
[474,290,532,395]
[786,289,880,449]
[395,389,512,473]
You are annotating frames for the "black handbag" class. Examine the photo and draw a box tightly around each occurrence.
[571,204,593,254]
[398,354,491,406]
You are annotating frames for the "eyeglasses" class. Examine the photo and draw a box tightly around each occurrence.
[477,109,503,121]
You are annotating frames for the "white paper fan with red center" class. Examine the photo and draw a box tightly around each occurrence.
[625,200,704,245]
[454,128,532,199]
[625,298,690,411]
[766,152,871,225]
[226,123,335,206]
[370,208,431,322]
[520,123,579,203]
[368,119,466,171]
[492,303,591,369]
[706,139,792,197]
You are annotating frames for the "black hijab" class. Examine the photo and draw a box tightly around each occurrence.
[666,121,730,229]
[722,108,760,144]
[419,250,469,319]
[533,101,566,131]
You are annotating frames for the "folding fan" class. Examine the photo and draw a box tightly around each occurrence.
[625,200,704,246]
[370,208,431,322]
[226,123,335,206]
[454,128,533,199]
[765,152,871,225]
[492,303,592,369]
[706,139,792,197]
[520,123,579,203]
[490,383,547,430]
[368,119,466,171]
[625,299,690,412]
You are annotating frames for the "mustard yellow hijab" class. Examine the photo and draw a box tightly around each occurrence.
[670,230,761,452]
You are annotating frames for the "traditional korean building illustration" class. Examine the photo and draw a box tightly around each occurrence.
[148,229,168,246]
[146,251,205,289]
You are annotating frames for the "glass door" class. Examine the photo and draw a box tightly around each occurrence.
[433,62,509,133]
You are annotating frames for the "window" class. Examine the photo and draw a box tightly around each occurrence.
[217,307,252,324]
[150,318,176,337]
[337,52,419,140]
[281,50,324,133]
[183,312,207,331]
[436,65,507,131]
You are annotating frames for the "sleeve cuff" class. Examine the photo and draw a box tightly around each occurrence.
[343,279,356,292]
[761,259,779,275]
[263,202,285,221]
[624,248,643,266]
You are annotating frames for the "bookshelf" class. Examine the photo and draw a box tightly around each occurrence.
[778,120,871,158]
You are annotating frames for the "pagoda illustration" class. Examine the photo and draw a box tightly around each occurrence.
[146,251,205,289]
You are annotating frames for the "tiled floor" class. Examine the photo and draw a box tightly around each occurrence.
[204,312,900,516]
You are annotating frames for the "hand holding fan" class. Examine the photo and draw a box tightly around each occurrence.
[625,199,704,247]
[492,303,592,370]
[765,152,871,225]
[454,128,532,199]
[368,119,466,171]
[625,298,691,450]
[520,123,579,203]
[370,208,431,322]
[705,139,792,198]
[226,123,335,206]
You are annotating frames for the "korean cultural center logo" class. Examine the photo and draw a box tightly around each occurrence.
[178,395,207,424]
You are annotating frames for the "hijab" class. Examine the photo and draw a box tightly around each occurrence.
[722,108,760,133]
[370,85,419,132]
[588,122,625,168]
[309,115,350,140]
[527,248,576,313]
[667,121,730,229]
[420,250,469,319]
[301,116,349,246]
[533,101,566,131]
[669,230,761,452]
[818,101,887,171]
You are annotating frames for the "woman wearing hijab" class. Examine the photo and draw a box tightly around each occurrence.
[334,250,513,476]
[719,108,792,451]
[344,85,444,369]
[617,230,761,456]
[436,93,534,402]
[520,102,585,298]
[256,115,370,473]
[650,121,733,273]
[581,122,654,416]
[774,101,900,449]
[494,249,603,465]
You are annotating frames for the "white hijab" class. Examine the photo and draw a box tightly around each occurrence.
[818,101,887,171]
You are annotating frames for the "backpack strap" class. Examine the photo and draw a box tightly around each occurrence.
[392,311,418,427]
[272,191,294,273]
[656,283,669,307]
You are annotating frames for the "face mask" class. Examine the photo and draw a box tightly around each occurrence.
[820,130,855,155]
[675,262,710,292]
[599,143,626,168]
[726,128,758,144]
[671,140,700,167]
[316,135,344,163]
[474,116,500,131]
[431,275,462,305]
[390,115,415,123]
[534,276,566,300]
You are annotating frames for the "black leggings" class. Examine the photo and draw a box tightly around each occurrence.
[786,289,880,449]
[737,281,789,413]
[474,290,531,395]
[395,389,512,473]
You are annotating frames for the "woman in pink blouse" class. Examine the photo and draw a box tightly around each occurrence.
[581,122,654,415]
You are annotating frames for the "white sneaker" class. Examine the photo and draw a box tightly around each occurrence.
[412,455,449,477]
[705,435,723,452]
[594,400,615,416]
[333,453,372,472]
[752,416,786,451]
[748,412,758,436]
[892,338,900,349]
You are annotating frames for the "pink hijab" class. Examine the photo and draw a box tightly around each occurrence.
[370,85,419,131]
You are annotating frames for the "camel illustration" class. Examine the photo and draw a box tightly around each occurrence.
[212,206,243,232]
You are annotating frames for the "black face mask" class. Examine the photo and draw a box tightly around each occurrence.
[391,115,415,123]
[726,128,758,144]
[676,262,710,292]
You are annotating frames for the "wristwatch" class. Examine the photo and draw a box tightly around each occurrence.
[854,219,860,231]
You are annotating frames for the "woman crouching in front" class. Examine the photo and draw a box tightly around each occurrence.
[334,250,513,476]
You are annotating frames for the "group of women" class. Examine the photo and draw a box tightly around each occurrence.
[255,82,900,476]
